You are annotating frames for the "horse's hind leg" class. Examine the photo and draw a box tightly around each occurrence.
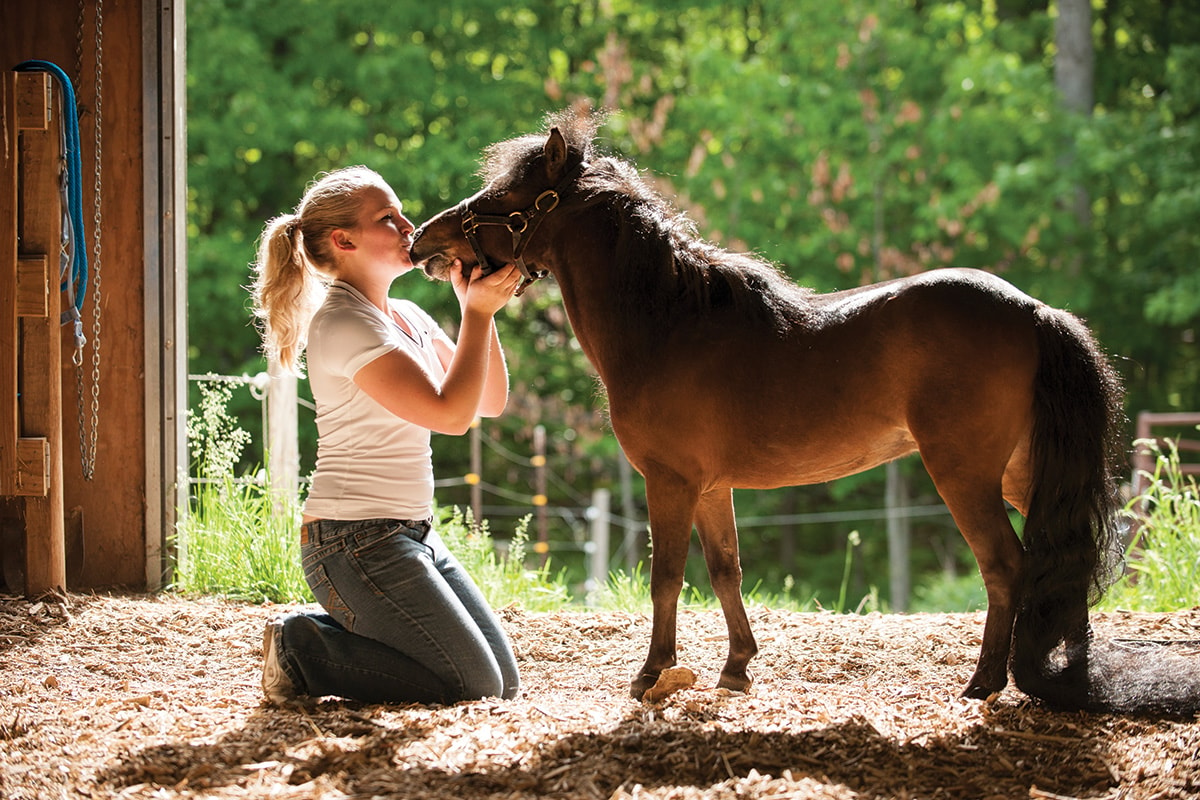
[924,462,1025,699]
[630,469,700,700]
[694,488,757,692]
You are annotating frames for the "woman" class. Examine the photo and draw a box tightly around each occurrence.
[250,166,522,705]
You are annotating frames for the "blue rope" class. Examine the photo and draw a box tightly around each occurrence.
[14,60,89,318]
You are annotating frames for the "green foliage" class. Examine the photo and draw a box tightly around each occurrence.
[178,379,575,606]
[436,508,572,612]
[591,563,719,612]
[835,530,863,614]
[594,564,838,614]
[594,529,871,614]
[186,0,1200,608]
[173,473,309,603]
[910,573,988,614]
[187,378,252,482]
[174,380,310,603]
[175,388,1194,617]
[1100,438,1200,613]
[592,563,655,613]
[742,575,821,613]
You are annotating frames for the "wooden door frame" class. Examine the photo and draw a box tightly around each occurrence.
[142,0,187,590]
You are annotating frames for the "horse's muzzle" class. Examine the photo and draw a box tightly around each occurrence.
[417,252,454,282]
[409,224,455,281]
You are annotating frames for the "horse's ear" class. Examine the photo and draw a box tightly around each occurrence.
[544,127,568,180]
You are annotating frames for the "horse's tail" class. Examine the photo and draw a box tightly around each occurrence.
[1011,305,1200,714]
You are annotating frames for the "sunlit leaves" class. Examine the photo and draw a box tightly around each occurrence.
[185,0,1200,595]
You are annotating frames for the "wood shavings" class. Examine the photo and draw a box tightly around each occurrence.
[0,593,1197,798]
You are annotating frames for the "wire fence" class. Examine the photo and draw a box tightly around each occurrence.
[186,371,962,602]
[185,371,648,581]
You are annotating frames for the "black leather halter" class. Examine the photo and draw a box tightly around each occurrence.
[459,161,586,296]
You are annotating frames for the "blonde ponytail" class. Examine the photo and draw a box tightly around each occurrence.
[250,166,391,375]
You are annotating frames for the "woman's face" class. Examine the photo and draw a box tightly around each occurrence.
[341,184,416,276]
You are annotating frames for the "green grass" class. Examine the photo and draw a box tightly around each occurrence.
[909,572,988,613]
[174,473,310,603]
[1099,438,1200,612]
[172,380,310,603]
[176,384,1196,615]
[591,532,868,614]
[437,507,572,611]
[175,379,571,608]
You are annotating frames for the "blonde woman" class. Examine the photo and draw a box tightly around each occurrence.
[250,166,521,705]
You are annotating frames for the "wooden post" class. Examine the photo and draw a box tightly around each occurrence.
[587,487,610,605]
[266,362,299,507]
[0,72,20,498]
[469,420,482,527]
[1,71,67,594]
[532,424,547,565]
[1132,411,1155,499]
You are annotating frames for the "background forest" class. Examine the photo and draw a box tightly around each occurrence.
[185,0,1200,609]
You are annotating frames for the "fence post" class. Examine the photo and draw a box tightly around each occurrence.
[886,461,911,612]
[587,487,610,605]
[469,420,482,527]
[266,361,299,507]
[533,424,548,564]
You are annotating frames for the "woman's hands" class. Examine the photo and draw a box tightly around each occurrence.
[449,258,523,317]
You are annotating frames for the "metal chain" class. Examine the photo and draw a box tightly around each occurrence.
[74,0,103,480]
[73,0,83,98]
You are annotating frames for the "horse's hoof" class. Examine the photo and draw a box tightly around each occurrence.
[630,671,658,700]
[717,670,753,694]
[961,677,1004,700]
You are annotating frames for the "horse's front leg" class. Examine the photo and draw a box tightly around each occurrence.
[695,488,757,692]
[630,471,700,700]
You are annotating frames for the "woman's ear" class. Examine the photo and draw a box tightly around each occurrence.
[331,230,355,251]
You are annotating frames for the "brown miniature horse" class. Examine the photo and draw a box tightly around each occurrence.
[412,111,1200,714]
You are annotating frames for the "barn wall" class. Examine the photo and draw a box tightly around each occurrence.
[1,1,179,591]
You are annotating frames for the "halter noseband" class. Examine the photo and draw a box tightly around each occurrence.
[460,161,586,296]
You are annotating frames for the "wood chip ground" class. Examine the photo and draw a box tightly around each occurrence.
[1,593,1197,799]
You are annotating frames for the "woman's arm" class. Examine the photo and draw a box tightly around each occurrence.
[352,262,519,435]
[435,258,510,418]
[435,320,508,419]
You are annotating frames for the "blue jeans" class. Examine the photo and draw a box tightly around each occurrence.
[272,517,519,704]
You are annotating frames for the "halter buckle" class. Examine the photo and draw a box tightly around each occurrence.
[534,189,560,213]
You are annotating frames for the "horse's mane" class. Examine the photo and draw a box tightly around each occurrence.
[481,110,813,330]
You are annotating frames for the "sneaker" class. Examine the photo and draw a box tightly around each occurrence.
[261,621,297,705]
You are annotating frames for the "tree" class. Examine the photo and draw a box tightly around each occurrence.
[185,0,1200,603]
[1055,0,1093,228]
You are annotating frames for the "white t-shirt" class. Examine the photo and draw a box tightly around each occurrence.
[302,280,455,521]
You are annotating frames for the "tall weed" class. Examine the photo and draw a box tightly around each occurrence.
[173,380,310,603]
[1101,438,1200,612]
[437,508,572,611]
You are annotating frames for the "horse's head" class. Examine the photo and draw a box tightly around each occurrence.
[410,111,596,288]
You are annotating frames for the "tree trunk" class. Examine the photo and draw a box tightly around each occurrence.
[1055,0,1094,229]
[1055,0,1093,113]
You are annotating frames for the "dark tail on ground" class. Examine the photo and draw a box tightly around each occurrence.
[1010,305,1200,715]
